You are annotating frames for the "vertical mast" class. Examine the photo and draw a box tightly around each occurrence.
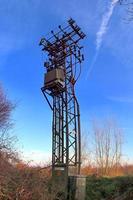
[40,18,86,176]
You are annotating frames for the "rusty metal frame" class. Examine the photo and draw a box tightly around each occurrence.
[40,18,85,175]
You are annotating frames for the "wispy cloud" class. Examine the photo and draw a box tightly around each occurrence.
[22,150,51,166]
[86,0,119,79]
[108,96,133,103]
[96,0,119,50]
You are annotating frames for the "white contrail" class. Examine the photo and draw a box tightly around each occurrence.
[85,51,99,80]
[86,0,118,79]
[96,0,118,50]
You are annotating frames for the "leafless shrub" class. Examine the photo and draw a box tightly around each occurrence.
[119,0,133,22]
[92,119,123,176]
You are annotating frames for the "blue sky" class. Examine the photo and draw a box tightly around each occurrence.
[0,0,133,163]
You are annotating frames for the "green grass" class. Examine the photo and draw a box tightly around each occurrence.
[86,176,133,200]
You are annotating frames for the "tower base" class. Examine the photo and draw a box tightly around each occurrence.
[52,165,68,200]
[68,175,86,200]
[51,166,86,200]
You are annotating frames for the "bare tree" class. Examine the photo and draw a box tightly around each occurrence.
[119,0,133,22]
[92,119,123,176]
[0,86,14,129]
[81,132,93,166]
[0,85,18,199]
[0,85,17,157]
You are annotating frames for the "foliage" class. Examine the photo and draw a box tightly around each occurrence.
[0,160,55,200]
[86,176,133,200]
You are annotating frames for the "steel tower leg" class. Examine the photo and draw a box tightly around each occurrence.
[40,18,86,199]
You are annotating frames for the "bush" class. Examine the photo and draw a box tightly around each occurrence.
[86,176,133,200]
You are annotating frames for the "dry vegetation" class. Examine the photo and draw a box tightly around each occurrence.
[81,164,133,177]
[0,85,60,199]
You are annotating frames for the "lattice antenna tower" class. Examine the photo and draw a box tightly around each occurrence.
[39,18,86,176]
